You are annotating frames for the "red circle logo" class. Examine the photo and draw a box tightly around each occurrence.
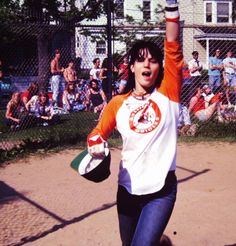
[129,99,161,134]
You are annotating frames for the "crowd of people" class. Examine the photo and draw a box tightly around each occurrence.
[2,45,236,133]
[2,50,130,130]
[178,48,236,136]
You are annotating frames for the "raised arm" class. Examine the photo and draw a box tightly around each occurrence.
[165,1,180,42]
[158,1,183,102]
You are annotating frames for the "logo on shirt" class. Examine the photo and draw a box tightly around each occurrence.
[129,99,161,134]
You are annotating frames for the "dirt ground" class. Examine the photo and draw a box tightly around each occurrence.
[0,142,236,246]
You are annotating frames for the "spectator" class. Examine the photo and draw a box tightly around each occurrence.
[201,84,215,108]
[188,51,203,91]
[5,92,22,129]
[50,49,65,106]
[87,79,107,113]
[34,91,60,126]
[63,60,78,84]
[118,55,129,94]
[188,86,222,122]
[75,56,82,75]
[181,60,191,105]
[62,82,86,112]
[89,58,101,81]
[178,104,197,136]
[208,49,223,93]
[100,57,118,98]
[25,95,39,113]
[5,92,35,130]
[222,51,236,106]
[21,82,39,108]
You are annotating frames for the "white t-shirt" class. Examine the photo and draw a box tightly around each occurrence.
[223,57,235,75]
[188,59,203,77]
[90,68,101,80]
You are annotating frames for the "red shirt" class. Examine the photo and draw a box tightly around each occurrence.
[119,63,129,80]
[191,97,205,113]
[182,63,191,79]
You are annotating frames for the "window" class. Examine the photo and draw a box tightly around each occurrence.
[206,2,212,23]
[143,0,151,20]
[217,3,229,23]
[115,0,124,19]
[204,1,231,24]
[96,41,106,54]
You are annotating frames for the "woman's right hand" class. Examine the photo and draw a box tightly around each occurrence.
[87,135,107,158]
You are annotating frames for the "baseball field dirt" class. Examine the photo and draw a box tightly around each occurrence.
[0,142,236,246]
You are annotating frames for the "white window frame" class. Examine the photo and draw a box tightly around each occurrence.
[96,41,106,54]
[204,1,232,24]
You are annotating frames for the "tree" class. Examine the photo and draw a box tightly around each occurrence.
[0,0,107,88]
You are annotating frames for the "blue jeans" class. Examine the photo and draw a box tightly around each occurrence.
[117,171,177,246]
[51,75,64,105]
[208,75,221,93]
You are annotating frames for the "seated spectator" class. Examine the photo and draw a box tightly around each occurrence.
[5,92,22,130]
[63,60,78,84]
[5,92,35,130]
[34,91,60,126]
[201,84,215,108]
[87,79,107,113]
[21,82,39,108]
[62,82,86,112]
[189,86,222,122]
[178,104,197,136]
[25,95,39,113]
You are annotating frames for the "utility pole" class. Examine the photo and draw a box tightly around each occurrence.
[107,0,113,101]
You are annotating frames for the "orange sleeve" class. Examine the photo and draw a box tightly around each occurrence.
[158,41,183,102]
[88,93,129,141]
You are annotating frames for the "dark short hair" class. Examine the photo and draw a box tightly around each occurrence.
[123,40,164,94]
[192,51,198,56]
[93,58,100,64]
[90,79,99,87]
[55,49,60,55]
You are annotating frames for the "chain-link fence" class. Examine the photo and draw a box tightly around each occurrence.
[0,0,236,158]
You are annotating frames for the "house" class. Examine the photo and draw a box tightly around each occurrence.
[179,0,236,68]
[75,0,236,71]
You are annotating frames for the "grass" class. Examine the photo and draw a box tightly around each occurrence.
[0,109,236,164]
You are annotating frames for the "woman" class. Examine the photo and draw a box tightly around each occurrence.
[87,79,107,113]
[34,91,60,126]
[86,1,182,245]
[5,92,23,129]
[100,57,118,98]
[188,86,222,122]
[62,82,86,112]
[21,82,39,108]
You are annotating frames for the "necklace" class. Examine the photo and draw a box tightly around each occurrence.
[132,89,151,100]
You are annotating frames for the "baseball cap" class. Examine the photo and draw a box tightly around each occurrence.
[70,148,111,183]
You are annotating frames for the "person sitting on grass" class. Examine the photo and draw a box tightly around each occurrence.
[5,92,35,130]
[62,82,86,112]
[188,86,222,122]
[178,103,198,136]
[87,79,107,113]
[34,91,60,126]
[21,82,39,109]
